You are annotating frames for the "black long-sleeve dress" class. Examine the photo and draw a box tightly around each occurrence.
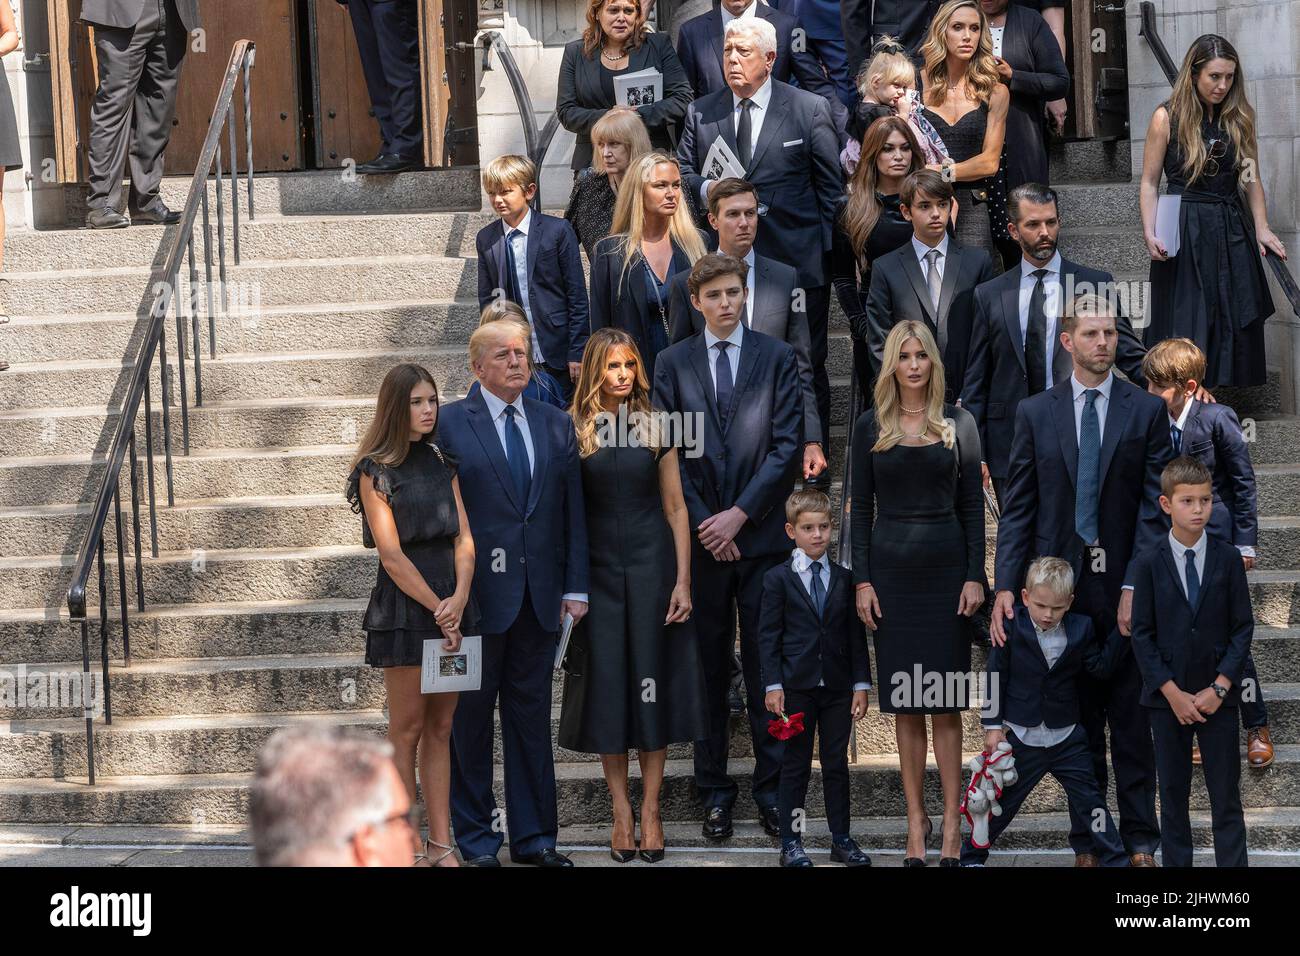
[1147,105,1275,388]
[558,443,708,753]
[346,441,480,668]
[849,406,986,714]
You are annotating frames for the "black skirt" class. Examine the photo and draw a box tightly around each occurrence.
[363,540,481,669]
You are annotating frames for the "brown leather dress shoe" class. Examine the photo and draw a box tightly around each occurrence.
[1075,852,1100,867]
[1191,743,1202,765]
[1130,853,1158,867]
[1246,726,1275,768]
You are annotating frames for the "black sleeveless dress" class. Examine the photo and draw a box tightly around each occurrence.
[346,441,481,668]
[922,102,1001,274]
[557,443,708,754]
[1147,105,1274,388]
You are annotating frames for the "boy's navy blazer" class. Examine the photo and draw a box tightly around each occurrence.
[1129,535,1254,709]
[652,328,803,557]
[1179,400,1258,548]
[757,558,870,691]
[475,213,590,366]
[435,390,589,636]
[981,606,1125,731]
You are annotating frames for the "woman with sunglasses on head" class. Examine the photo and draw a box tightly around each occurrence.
[1140,34,1285,389]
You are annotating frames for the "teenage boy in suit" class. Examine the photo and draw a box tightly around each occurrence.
[962,556,1128,867]
[476,155,590,399]
[1143,338,1272,770]
[759,490,872,868]
[1130,457,1253,868]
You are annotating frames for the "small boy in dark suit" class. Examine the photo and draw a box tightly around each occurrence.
[1130,456,1253,867]
[961,556,1129,866]
[1144,338,1272,769]
[475,155,589,398]
[759,490,872,868]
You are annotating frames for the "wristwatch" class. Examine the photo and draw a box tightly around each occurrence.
[1212,683,1228,700]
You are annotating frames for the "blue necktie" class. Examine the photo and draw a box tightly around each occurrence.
[503,405,531,504]
[1171,424,1182,454]
[714,341,733,425]
[809,560,826,619]
[1075,389,1101,544]
[503,228,524,304]
[1184,548,1200,608]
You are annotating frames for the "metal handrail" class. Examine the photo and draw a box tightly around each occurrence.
[478,31,561,206]
[64,40,256,785]
[1137,2,1298,318]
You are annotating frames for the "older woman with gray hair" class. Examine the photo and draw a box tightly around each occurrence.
[249,725,421,867]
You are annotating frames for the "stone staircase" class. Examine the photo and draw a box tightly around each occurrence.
[1,143,1298,860]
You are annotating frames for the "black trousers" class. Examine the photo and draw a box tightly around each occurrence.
[347,0,423,159]
[960,726,1128,865]
[1148,705,1248,867]
[691,545,785,811]
[1067,562,1160,855]
[778,686,854,842]
[804,282,832,463]
[1239,652,1268,729]
[87,0,189,211]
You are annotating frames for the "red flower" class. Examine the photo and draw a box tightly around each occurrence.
[767,712,806,740]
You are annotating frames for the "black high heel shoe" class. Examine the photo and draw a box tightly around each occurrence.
[936,818,960,866]
[903,817,933,866]
[638,809,665,863]
[610,810,639,863]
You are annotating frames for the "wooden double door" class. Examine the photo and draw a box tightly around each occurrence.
[47,0,479,183]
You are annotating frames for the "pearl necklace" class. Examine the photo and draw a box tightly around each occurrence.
[602,46,628,63]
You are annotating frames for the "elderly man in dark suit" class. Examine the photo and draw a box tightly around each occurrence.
[437,322,590,868]
[677,16,841,480]
[81,0,202,228]
[992,293,1174,868]
[961,183,1150,505]
[667,177,824,480]
[864,169,995,402]
[676,0,847,132]
[653,253,803,841]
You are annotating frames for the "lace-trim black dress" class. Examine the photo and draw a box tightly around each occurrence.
[345,441,481,668]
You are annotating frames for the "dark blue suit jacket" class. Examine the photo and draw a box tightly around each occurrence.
[960,258,1149,480]
[994,377,1173,600]
[652,328,802,557]
[435,390,589,635]
[1178,400,1258,549]
[677,79,843,287]
[757,558,870,691]
[981,607,1124,731]
[476,213,590,367]
[1130,535,1253,709]
[675,3,848,130]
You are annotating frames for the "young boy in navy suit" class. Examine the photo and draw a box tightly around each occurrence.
[475,155,589,399]
[759,490,872,868]
[1144,338,1272,769]
[961,556,1129,867]
[1130,457,1253,867]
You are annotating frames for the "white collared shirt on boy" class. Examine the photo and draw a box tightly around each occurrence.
[1002,619,1074,748]
[502,210,546,366]
[1169,528,1208,601]
[765,548,871,694]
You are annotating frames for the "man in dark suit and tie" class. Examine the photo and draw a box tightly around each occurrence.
[865,169,995,402]
[676,1,847,130]
[961,183,1150,505]
[841,0,943,77]
[677,16,842,478]
[992,292,1174,867]
[653,253,803,840]
[337,0,423,174]
[667,177,824,480]
[437,321,590,867]
[81,0,202,228]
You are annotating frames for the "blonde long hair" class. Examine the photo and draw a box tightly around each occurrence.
[1166,34,1257,185]
[871,321,952,453]
[351,363,440,471]
[570,328,660,457]
[921,0,1000,109]
[611,151,707,287]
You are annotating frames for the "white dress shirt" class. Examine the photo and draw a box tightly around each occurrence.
[1169,529,1208,601]
[1003,620,1075,747]
[766,548,872,693]
[721,0,759,26]
[700,76,774,204]
[912,233,949,283]
[479,386,586,605]
[989,25,1005,58]
[1019,251,1062,393]
[1070,370,1113,445]
[703,320,744,395]
[502,211,545,365]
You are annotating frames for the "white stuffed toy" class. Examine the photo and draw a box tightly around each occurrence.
[960,741,1019,849]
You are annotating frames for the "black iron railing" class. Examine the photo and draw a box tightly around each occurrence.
[1138,2,1299,317]
[64,41,257,785]
[478,31,561,207]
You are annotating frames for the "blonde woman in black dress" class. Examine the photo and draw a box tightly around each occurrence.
[346,364,479,867]
[850,320,986,866]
